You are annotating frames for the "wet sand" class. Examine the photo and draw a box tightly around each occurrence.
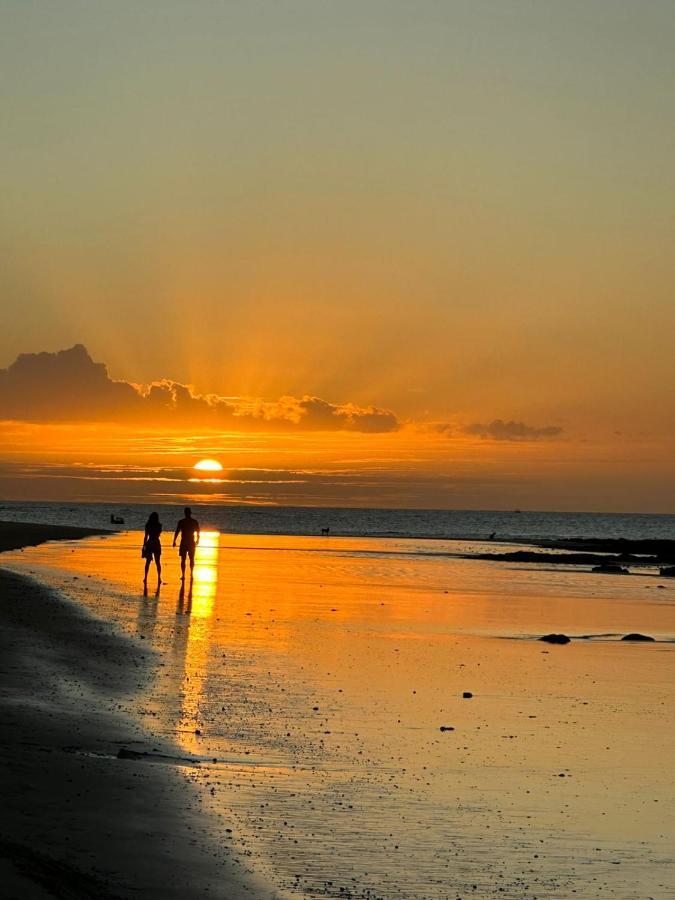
[1,528,674,898]
[0,526,285,899]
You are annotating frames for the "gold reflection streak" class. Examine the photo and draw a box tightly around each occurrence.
[173,530,219,753]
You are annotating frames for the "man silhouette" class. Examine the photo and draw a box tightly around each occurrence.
[173,507,200,580]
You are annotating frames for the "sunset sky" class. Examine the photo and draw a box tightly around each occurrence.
[2,2,674,511]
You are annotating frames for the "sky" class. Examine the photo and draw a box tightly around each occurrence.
[1,2,674,511]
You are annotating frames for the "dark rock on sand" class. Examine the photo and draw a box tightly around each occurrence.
[592,563,629,575]
[659,566,675,577]
[439,725,455,732]
[621,633,655,642]
[462,692,473,699]
[539,634,571,645]
[117,747,147,760]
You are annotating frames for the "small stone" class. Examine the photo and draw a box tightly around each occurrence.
[591,564,629,575]
[439,725,455,732]
[621,633,655,642]
[539,633,571,645]
[462,692,473,699]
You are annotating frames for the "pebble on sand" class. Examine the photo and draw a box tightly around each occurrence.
[539,634,571,645]
[621,633,655,642]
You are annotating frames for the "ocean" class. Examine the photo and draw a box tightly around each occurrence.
[1,500,674,544]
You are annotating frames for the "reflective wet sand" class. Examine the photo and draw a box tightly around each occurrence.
[4,531,674,898]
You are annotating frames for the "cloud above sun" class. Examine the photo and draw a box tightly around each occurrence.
[0,345,566,443]
[0,345,399,433]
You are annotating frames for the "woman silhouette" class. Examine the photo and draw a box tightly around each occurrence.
[142,511,163,586]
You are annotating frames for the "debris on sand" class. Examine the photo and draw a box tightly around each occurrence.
[621,633,655,642]
[539,634,571,645]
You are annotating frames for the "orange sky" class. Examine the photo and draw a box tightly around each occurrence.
[1,4,674,511]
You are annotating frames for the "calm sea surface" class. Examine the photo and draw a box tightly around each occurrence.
[2,500,674,543]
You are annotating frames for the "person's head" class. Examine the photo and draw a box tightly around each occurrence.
[147,511,159,526]
[184,507,192,518]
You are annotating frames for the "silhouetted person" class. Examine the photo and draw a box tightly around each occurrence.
[173,507,200,580]
[142,511,162,587]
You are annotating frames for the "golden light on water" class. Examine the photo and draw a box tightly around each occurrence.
[190,530,220,618]
[193,459,223,472]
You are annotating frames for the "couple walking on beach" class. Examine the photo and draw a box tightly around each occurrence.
[142,507,200,586]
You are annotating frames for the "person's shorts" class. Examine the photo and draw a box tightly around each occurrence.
[179,544,196,563]
[145,541,161,560]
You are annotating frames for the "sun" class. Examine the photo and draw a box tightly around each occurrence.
[193,459,223,472]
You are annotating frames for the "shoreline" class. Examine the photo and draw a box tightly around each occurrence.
[0,520,112,553]
[0,536,287,898]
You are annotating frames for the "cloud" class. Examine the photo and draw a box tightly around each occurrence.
[0,345,399,433]
[463,419,562,441]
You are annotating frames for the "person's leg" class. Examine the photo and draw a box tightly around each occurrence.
[144,557,151,582]
[189,547,195,573]
[155,552,162,584]
[180,552,186,579]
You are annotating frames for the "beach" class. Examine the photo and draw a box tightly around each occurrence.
[1,522,674,898]
[0,524,284,900]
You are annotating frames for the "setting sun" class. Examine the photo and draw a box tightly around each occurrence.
[193,459,223,472]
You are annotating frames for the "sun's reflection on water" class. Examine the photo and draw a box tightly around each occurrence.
[189,530,219,618]
[173,530,220,753]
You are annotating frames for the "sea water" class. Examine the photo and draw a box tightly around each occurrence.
[2,500,675,543]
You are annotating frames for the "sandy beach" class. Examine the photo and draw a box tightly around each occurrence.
[0,524,285,900]
[1,523,674,898]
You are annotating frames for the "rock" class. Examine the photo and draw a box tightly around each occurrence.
[539,633,571,645]
[592,564,629,575]
[621,633,655,642]
[659,566,675,577]
[117,748,146,760]
[439,725,455,732]
[462,692,473,699]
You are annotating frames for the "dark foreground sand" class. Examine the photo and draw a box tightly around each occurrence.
[0,525,284,900]
[0,520,112,553]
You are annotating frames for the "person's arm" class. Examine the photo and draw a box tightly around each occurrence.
[195,521,201,546]
[173,522,180,547]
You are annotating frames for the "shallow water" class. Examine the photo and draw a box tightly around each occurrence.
[4,532,675,898]
[3,499,675,543]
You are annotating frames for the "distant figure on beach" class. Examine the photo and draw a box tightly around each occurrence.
[321,526,330,536]
[142,511,162,586]
[111,514,124,525]
[173,507,200,580]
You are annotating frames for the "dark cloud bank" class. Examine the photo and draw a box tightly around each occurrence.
[0,345,398,433]
[464,419,562,441]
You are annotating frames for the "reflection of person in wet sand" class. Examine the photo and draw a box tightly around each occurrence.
[177,578,193,615]
[142,511,163,588]
[173,507,200,580]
